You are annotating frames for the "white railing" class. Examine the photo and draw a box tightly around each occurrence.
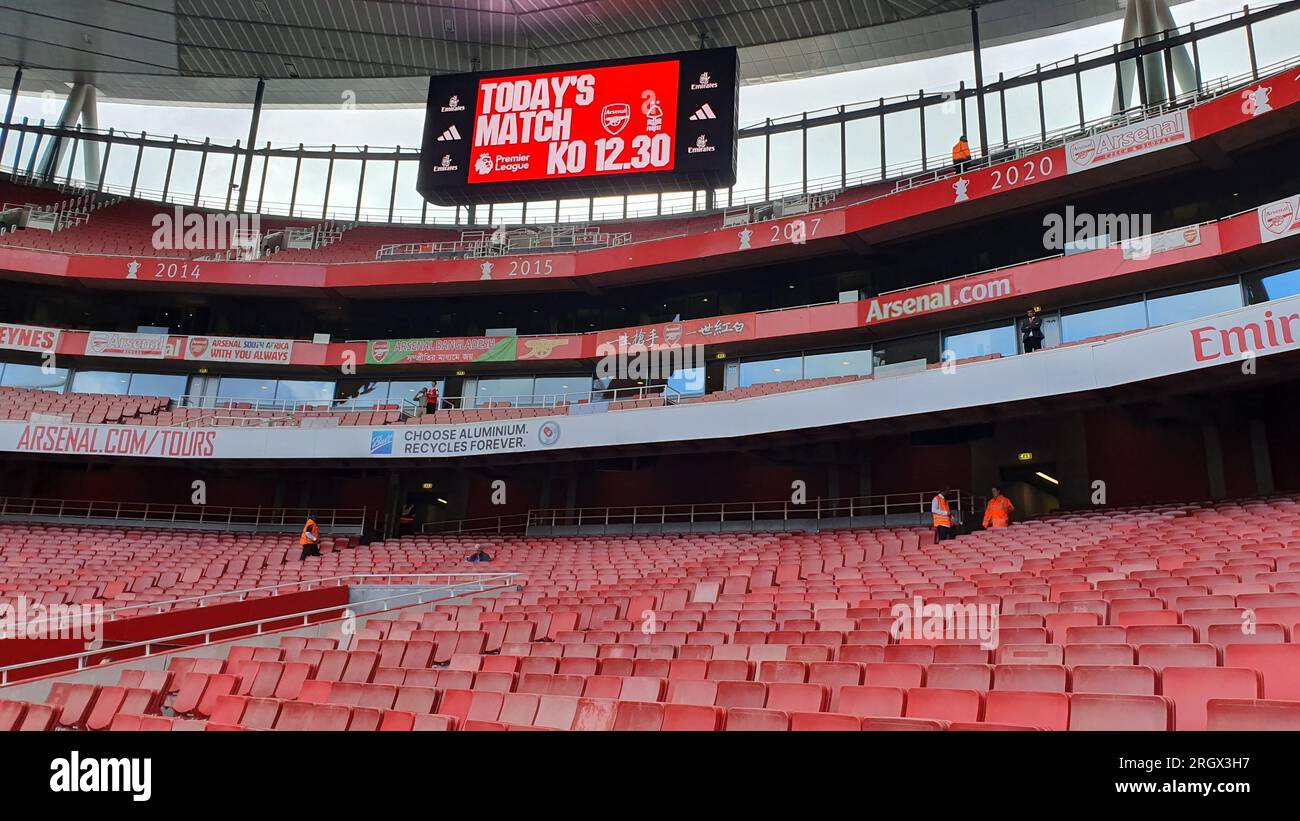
[0,572,520,686]
[0,497,366,530]
[376,224,633,260]
[433,383,684,412]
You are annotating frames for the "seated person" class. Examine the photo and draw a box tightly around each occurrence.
[465,546,493,563]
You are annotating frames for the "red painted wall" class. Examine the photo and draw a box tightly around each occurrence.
[1085,409,1210,506]
[870,435,971,496]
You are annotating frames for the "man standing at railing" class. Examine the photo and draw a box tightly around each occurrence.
[299,516,321,560]
[952,135,972,173]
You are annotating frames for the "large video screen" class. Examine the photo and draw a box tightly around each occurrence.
[417,47,738,206]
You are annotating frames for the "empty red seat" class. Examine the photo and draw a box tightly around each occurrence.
[904,688,981,723]
[983,691,1069,730]
[1205,698,1300,730]
[765,682,829,713]
[859,716,946,730]
[1137,643,1217,669]
[46,683,99,728]
[1161,666,1261,730]
[662,704,724,731]
[839,686,905,718]
[724,707,789,731]
[925,664,991,690]
[1068,694,1172,730]
[1069,665,1155,695]
[715,681,766,708]
[863,662,924,688]
[993,664,1067,692]
[791,712,861,730]
[613,701,663,731]
[1224,645,1300,699]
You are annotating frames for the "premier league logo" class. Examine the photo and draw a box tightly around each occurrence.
[601,103,632,135]
[474,154,494,175]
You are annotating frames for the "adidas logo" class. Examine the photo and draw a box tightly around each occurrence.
[689,103,717,121]
[437,125,462,141]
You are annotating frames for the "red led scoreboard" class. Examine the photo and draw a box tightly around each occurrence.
[418,48,739,205]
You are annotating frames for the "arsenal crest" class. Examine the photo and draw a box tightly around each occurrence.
[601,103,632,135]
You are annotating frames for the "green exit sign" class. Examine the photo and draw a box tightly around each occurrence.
[1018,452,1034,462]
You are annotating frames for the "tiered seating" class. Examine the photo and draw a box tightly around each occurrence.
[0,386,649,427]
[0,200,169,257]
[4,493,1300,730]
[0,386,171,424]
[0,522,357,614]
[691,373,867,403]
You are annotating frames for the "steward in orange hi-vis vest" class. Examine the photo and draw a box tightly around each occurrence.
[932,494,952,528]
[299,518,321,560]
[952,137,971,164]
[983,491,1014,529]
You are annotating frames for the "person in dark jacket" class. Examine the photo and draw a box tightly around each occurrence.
[465,546,493,563]
[1022,309,1045,353]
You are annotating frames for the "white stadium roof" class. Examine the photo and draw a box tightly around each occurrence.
[0,0,1184,107]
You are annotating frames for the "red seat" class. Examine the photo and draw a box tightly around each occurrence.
[0,700,28,732]
[862,662,924,688]
[838,686,905,718]
[17,704,61,730]
[1205,698,1300,730]
[791,712,861,730]
[992,664,1067,692]
[715,681,766,709]
[924,664,991,690]
[533,695,579,730]
[662,704,724,730]
[1160,666,1261,730]
[572,698,618,731]
[1069,665,1155,695]
[765,682,829,713]
[1068,694,1172,730]
[1063,644,1136,666]
[1223,645,1300,699]
[904,687,981,723]
[983,691,1069,730]
[613,701,663,731]
[724,707,789,731]
[46,683,99,728]
[860,716,947,730]
[1136,643,1217,669]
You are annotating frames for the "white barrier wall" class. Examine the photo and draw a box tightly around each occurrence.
[2,294,1298,462]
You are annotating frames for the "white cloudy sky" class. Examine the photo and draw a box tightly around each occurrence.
[0,0,1265,151]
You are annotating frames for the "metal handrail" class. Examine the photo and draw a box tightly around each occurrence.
[0,497,366,529]
[420,490,973,534]
[0,572,520,685]
[525,490,968,529]
[84,572,519,623]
